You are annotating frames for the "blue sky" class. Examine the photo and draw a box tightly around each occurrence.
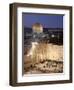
[22,13,63,29]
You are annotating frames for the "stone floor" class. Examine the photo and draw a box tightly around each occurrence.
[24,60,63,74]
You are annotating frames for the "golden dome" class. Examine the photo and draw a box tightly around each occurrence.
[32,23,43,33]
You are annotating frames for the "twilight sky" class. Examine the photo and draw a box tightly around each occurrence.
[22,13,63,29]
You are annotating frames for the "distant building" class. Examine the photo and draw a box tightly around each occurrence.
[32,23,48,43]
[24,22,63,48]
[32,23,43,33]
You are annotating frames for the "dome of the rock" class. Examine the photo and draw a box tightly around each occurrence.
[32,23,43,33]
